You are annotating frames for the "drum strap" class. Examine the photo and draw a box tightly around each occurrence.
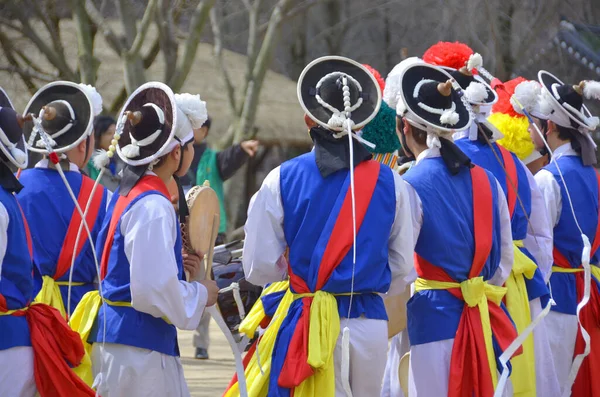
[100,175,170,279]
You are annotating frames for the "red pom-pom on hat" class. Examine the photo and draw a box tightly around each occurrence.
[492,76,527,117]
[423,41,474,70]
[362,64,385,92]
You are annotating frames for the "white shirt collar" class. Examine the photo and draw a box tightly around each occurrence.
[415,146,441,165]
[35,159,80,173]
[553,142,578,159]
[453,129,470,141]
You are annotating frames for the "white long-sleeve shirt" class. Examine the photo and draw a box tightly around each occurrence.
[403,147,514,286]
[122,186,207,330]
[0,203,8,280]
[534,143,578,231]
[242,164,415,296]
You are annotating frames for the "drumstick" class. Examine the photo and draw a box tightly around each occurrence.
[204,213,219,280]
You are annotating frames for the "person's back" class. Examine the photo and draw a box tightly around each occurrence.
[527,71,600,396]
[242,56,414,396]
[388,61,517,397]
[17,82,108,317]
[18,165,107,314]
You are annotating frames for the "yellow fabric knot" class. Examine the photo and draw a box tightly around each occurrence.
[69,290,102,386]
[415,276,507,388]
[239,280,290,339]
[224,289,295,397]
[504,240,538,397]
[34,275,67,319]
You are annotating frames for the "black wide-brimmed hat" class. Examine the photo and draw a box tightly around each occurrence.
[298,56,381,132]
[397,64,472,133]
[22,81,94,154]
[0,87,28,169]
[439,66,497,107]
[538,70,599,131]
[116,82,178,166]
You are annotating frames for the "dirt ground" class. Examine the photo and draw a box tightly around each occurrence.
[178,320,237,396]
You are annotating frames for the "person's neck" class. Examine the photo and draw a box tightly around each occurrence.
[152,165,174,185]
[548,132,569,152]
[411,144,428,160]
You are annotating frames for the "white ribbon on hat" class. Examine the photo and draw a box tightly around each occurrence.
[121,103,165,159]
[0,109,27,166]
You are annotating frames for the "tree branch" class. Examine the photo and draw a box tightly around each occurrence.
[210,6,237,115]
[0,64,55,83]
[156,0,179,81]
[71,0,99,84]
[235,0,293,142]
[257,0,323,34]
[0,29,39,94]
[85,0,123,54]
[169,0,216,92]
[127,0,158,58]
[8,4,76,81]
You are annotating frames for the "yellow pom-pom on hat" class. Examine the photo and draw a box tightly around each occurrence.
[488,113,534,161]
[488,77,538,162]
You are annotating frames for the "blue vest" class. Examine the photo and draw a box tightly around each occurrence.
[404,158,503,345]
[279,152,396,320]
[545,155,600,315]
[0,188,34,351]
[455,138,549,301]
[90,190,184,356]
[17,168,108,313]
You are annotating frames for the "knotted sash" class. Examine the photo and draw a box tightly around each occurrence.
[271,160,381,397]
[34,176,104,318]
[552,171,600,397]
[414,165,520,397]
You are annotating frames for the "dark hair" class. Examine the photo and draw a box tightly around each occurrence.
[410,123,428,146]
[202,116,211,130]
[93,115,117,145]
[556,124,582,155]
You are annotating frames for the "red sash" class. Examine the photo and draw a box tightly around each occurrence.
[497,145,518,217]
[414,166,520,397]
[278,160,381,388]
[1,198,94,396]
[55,176,104,280]
[100,175,170,279]
[554,172,600,397]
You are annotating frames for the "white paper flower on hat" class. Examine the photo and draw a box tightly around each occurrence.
[467,53,483,72]
[383,57,423,110]
[78,84,103,116]
[511,80,541,115]
[464,81,488,103]
[174,93,208,129]
[583,81,600,101]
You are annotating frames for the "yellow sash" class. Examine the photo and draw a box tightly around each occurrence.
[415,276,507,388]
[225,286,294,397]
[291,291,341,397]
[68,291,171,386]
[226,282,346,397]
[504,240,538,397]
[34,275,86,319]
[552,265,600,280]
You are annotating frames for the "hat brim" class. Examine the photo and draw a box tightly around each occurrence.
[0,89,27,169]
[400,64,472,132]
[116,82,177,166]
[538,70,593,130]
[438,66,498,106]
[22,81,93,154]
[298,56,381,132]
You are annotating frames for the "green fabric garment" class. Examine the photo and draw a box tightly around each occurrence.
[196,147,227,233]
[360,101,401,154]
[86,160,100,180]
